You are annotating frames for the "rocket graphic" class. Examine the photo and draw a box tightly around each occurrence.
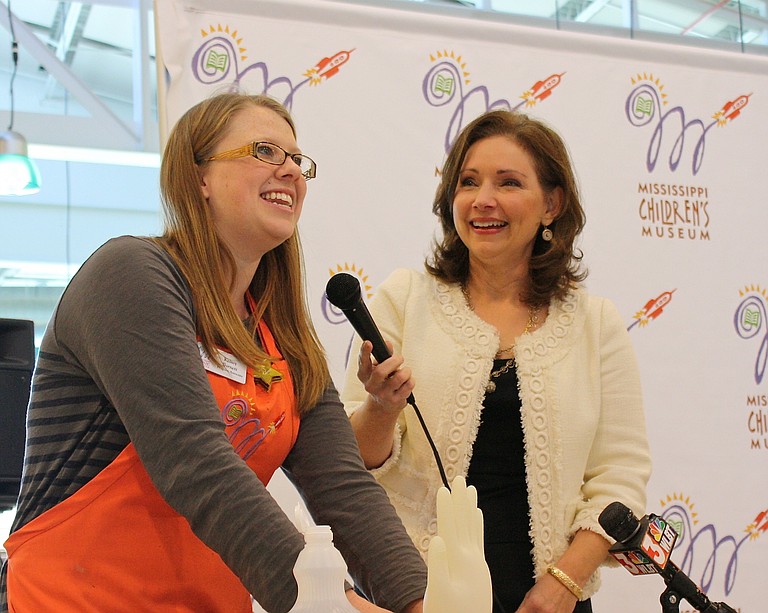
[640,290,675,321]
[304,49,355,85]
[521,73,565,106]
[628,289,676,331]
[713,93,751,126]
[747,509,768,540]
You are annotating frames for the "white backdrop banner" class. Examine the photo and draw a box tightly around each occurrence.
[155,1,768,610]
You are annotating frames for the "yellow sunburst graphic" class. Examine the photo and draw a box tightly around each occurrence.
[329,263,373,300]
[429,49,471,85]
[660,492,699,526]
[231,389,254,403]
[631,73,668,105]
[738,284,768,300]
[200,24,247,62]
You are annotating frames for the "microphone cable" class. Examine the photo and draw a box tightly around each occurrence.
[405,392,451,492]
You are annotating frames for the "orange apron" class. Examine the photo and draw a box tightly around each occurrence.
[4,319,298,613]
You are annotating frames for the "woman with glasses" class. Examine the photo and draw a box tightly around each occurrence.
[1,93,426,613]
[341,110,651,613]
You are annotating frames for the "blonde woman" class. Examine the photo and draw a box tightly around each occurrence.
[2,93,425,613]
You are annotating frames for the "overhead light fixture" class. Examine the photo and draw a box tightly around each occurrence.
[0,130,41,195]
[0,0,41,196]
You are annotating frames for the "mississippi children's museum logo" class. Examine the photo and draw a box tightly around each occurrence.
[626,74,753,242]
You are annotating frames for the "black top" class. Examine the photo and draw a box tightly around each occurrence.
[467,360,593,613]
[467,359,534,613]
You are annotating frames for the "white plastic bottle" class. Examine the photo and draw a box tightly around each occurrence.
[288,524,358,613]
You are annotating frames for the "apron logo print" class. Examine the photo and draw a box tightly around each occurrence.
[221,393,286,460]
[222,396,251,424]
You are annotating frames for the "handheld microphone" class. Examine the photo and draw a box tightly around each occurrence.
[598,502,737,613]
[325,273,452,490]
[325,272,393,364]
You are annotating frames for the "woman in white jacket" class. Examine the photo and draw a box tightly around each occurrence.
[341,110,651,613]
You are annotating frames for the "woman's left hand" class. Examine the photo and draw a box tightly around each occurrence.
[515,529,609,612]
[515,574,578,613]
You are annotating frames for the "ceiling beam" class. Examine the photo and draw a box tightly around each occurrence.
[0,2,142,146]
[43,2,90,99]
[131,0,154,147]
[575,0,612,23]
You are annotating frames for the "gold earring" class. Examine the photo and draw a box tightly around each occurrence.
[542,225,553,241]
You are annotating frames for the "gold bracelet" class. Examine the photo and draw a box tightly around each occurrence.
[546,565,583,600]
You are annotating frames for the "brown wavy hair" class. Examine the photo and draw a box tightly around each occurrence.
[156,92,329,414]
[426,110,587,307]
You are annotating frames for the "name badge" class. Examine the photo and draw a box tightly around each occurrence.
[198,342,247,384]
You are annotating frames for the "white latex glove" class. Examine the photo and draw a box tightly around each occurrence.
[423,476,492,613]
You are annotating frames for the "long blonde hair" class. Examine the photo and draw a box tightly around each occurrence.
[157,92,329,414]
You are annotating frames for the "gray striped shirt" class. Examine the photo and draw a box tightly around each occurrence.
[1,236,426,613]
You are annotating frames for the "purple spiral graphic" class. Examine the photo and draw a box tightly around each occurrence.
[662,503,747,596]
[221,397,249,426]
[422,61,520,154]
[191,36,238,85]
[626,82,716,175]
[734,294,768,384]
[191,37,308,109]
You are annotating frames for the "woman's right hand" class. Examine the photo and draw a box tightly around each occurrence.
[356,340,415,415]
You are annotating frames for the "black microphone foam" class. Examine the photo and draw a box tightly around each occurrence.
[325,271,362,311]
[325,272,392,364]
[599,500,642,543]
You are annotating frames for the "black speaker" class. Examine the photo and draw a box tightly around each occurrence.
[0,319,34,512]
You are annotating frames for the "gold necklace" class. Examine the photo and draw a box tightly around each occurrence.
[495,308,538,356]
[460,284,539,394]
[486,359,515,394]
[487,309,537,392]
[461,284,539,356]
